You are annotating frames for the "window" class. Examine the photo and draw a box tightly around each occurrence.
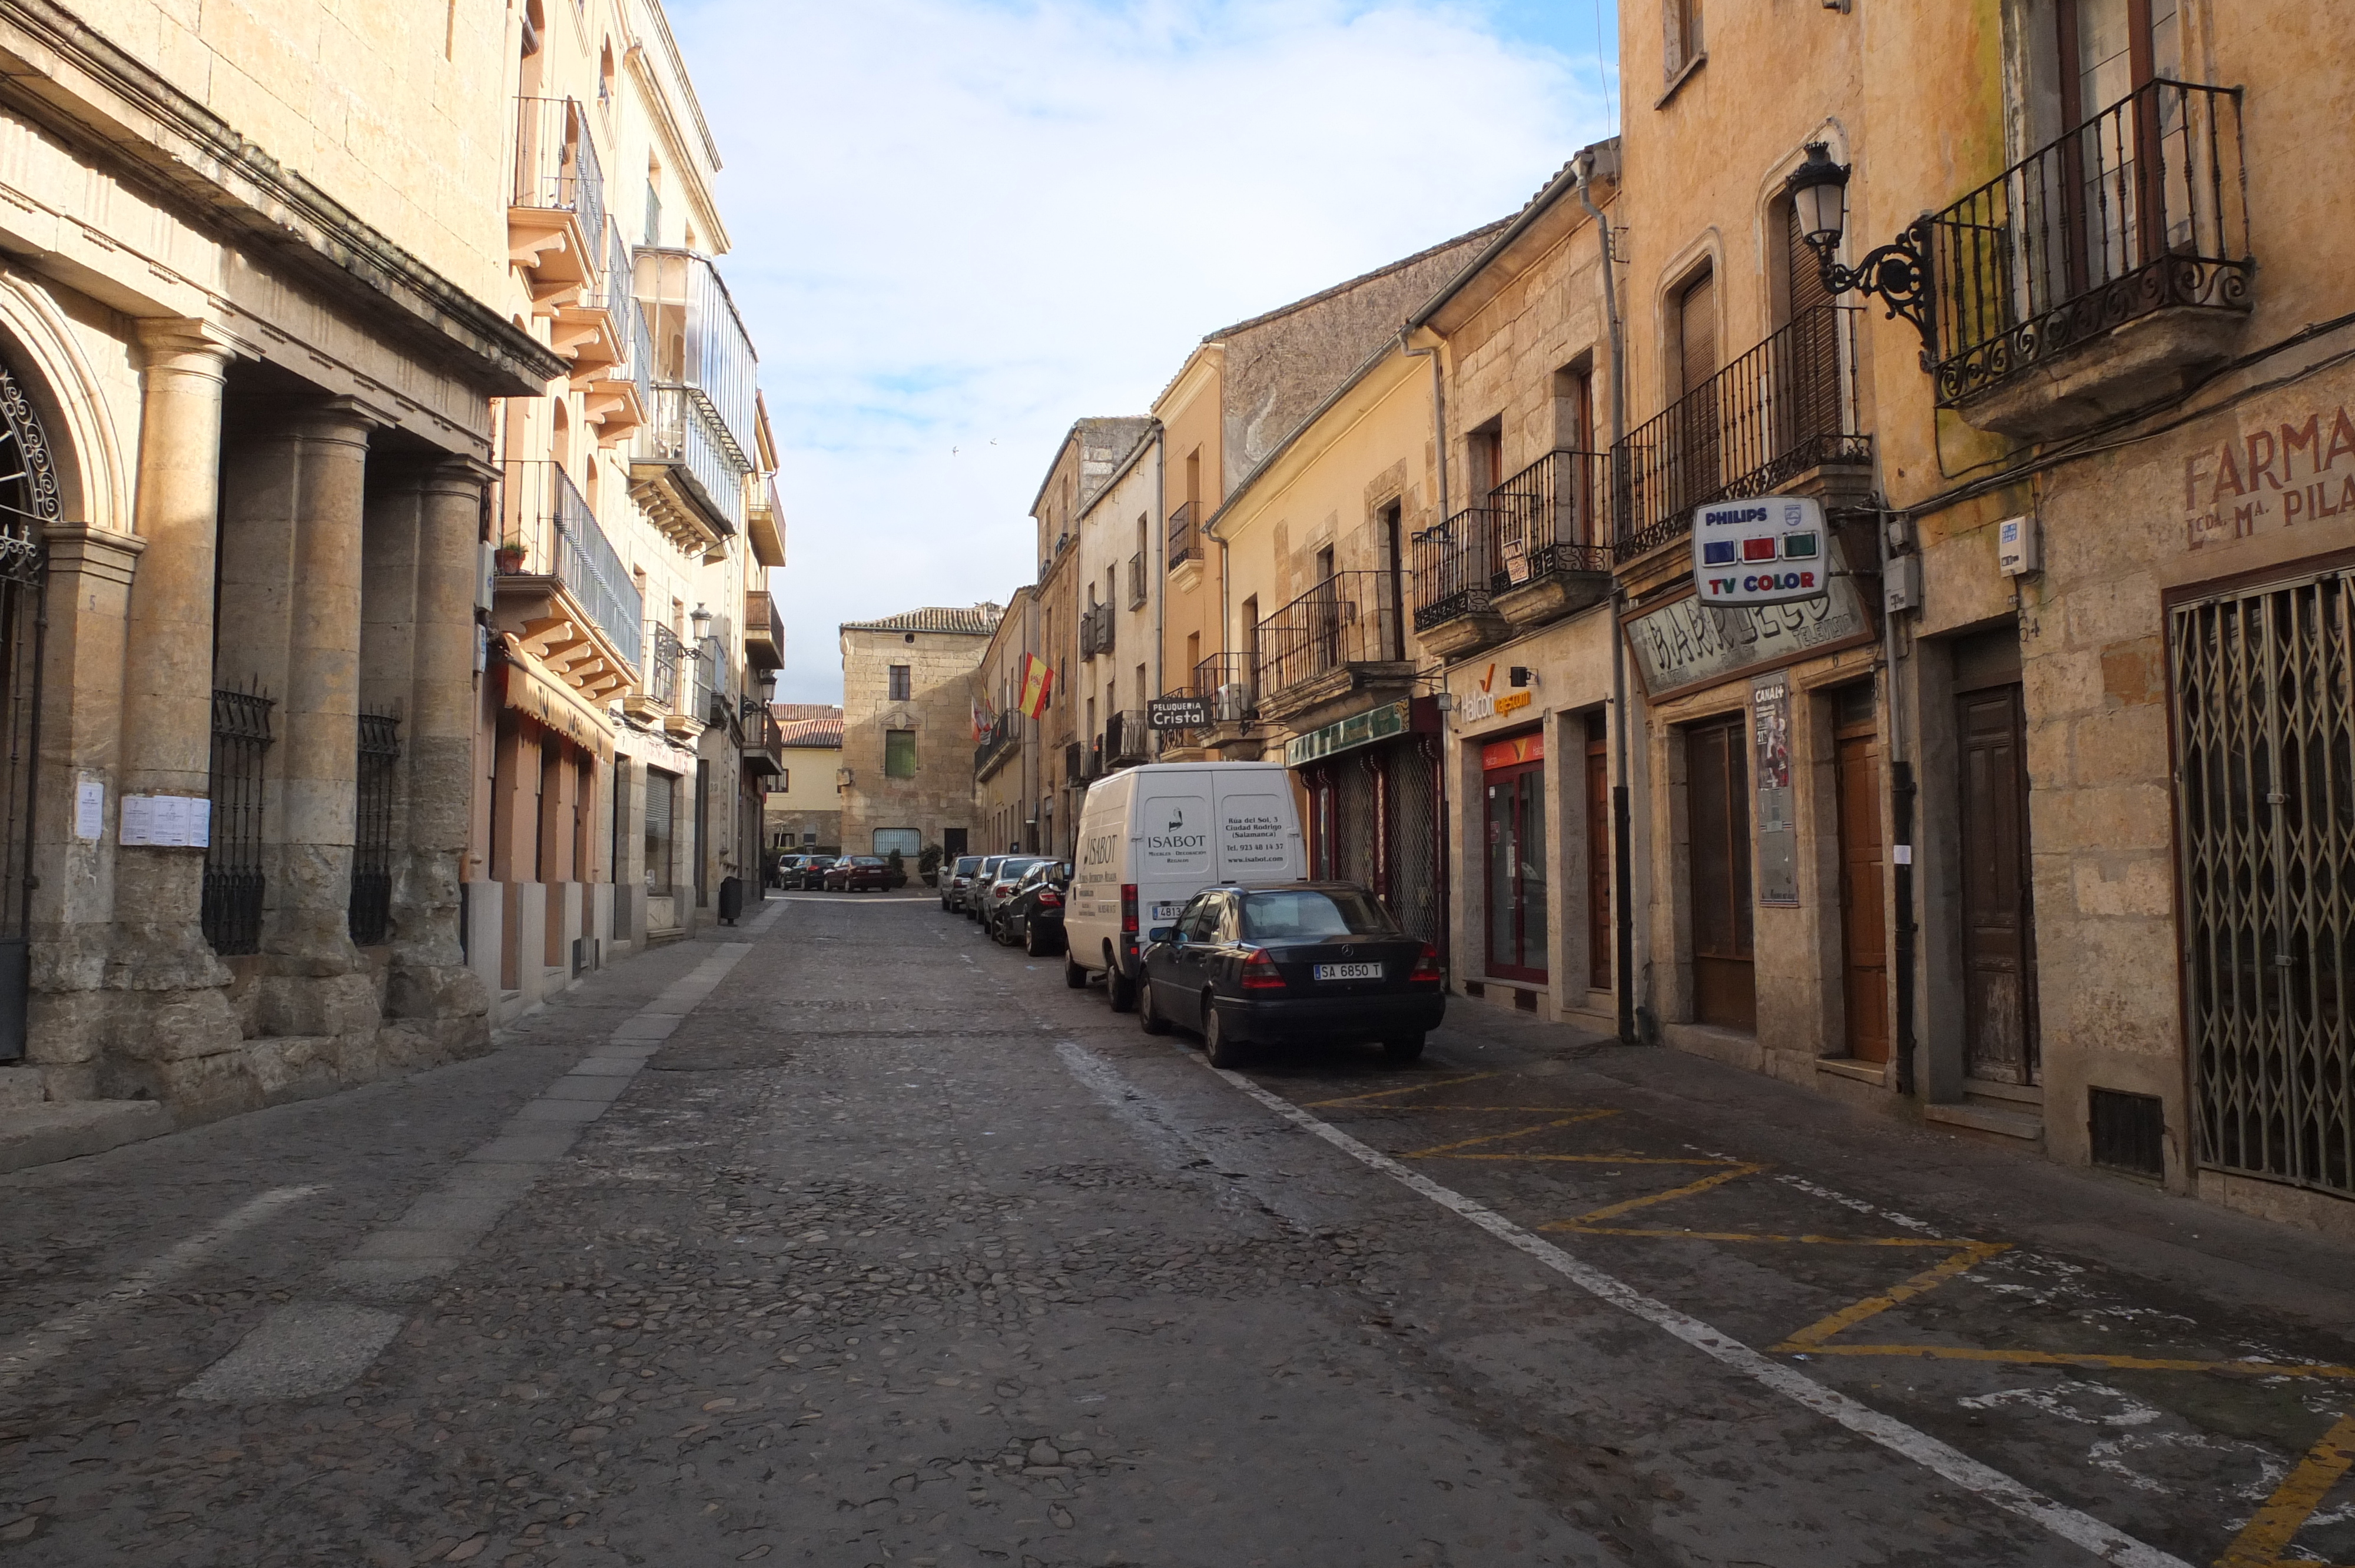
[644,768,676,896]
[779,768,788,792]
[1468,421,1505,503]
[873,828,921,858]
[884,730,917,778]
[1668,0,1703,77]
[888,663,912,701]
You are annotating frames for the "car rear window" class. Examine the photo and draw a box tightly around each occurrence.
[851,856,884,866]
[954,857,981,873]
[1240,888,1398,939]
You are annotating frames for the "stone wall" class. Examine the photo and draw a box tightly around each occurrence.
[840,624,994,856]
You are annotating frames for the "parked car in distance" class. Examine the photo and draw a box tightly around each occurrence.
[996,861,1070,955]
[941,854,983,912]
[978,856,1050,934]
[774,853,806,888]
[791,855,837,891]
[821,856,888,892]
[1136,882,1442,1067]
[967,855,1009,921]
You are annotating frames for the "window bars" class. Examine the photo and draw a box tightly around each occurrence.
[203,685,275,956]
[1928,79,2249,408]
[347,712,400,946]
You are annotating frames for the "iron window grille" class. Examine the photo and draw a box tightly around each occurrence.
[649,624,684,710]
[0,359,58,1062]
[203,684,275,956]
[1167,501,1196,569]
[348,712,400,946]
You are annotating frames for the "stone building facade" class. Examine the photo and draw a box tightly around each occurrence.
[971,587,1039,856]
[6,0,562,1137]
[761,705,843,853]
[840,607,1000,863]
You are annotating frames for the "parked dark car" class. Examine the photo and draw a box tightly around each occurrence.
[941,854,983,912]
[791,855,837,891]
[994,861,1070,954]
[822,855,890,892]
[977,856,1050,934]
[966,855,1009,921]
[1136,882,1443,1067]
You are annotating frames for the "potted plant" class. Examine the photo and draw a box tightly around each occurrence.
[493,538,528,574]
[884,848,907,889]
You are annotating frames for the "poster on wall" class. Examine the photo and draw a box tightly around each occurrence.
[1752,672,1797,906]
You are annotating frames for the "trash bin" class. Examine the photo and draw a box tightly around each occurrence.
[718,875,745,926]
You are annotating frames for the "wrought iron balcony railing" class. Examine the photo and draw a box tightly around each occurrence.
[634,247,759,463]
[1106,709,1149,764]
[1167,501,1196,569]
[645,384,748,533]
[1255,571,1404,699]
[1613,304,1868,560]
[1079,602,1115,660]
[1127,551,1147,609]
[512,97,606,257]
[649,625,684,710]
[696,633,729,723]
[1192,652,1258,723]
[497,460,644,673]
[1412,507,1498,632]
[1926,78,2250,407]
[974,709,1022,777]
[1492,448,1610,584]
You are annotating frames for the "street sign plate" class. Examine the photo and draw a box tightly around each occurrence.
[1693,496,1830,607]
[1148,696,1210,730]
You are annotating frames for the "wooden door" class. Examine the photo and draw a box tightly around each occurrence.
[1835,723,1890,1062]
[1675,269,1721,514]
[1959,685,2041,1083]
[1586,713,1611,989]
[1687,715,1756,1029]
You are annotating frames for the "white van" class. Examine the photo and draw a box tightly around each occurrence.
[1064,762,1305,1009]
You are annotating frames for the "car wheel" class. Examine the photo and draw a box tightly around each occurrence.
[1205,1003,1246,1068]
[1381,1034,1426,1065]
[1138,976,1172,1035]
[1025,921,1052,958]
[1106,958,1136,1014]
[1064,954,1088,989]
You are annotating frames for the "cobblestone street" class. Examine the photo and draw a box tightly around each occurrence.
[4,893,2354,1567]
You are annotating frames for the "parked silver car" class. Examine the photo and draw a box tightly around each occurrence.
[940,854,983,912]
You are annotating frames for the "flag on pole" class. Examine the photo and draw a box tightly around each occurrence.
[1017,653,1053,719]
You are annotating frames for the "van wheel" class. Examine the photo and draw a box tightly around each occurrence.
[1381,1034,1426,1064]
[1064,955,1088,989]
[1107,960,1137,1014]
[1205,1005,1246,1068]
[1138,977,1172,1035]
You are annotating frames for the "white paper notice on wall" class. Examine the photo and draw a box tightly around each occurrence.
[1892,843,1913,865]
[75,778,104,841]
[119,794,212,848]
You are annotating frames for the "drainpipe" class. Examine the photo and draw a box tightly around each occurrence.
[1397,329,1450,525]
[1882,511,1919,1098]
[1152,423,1166,704]
[1398,327,1451,972]
[1576,146,1639,1049]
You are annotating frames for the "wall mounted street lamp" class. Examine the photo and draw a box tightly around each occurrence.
[688,603,713,643]
[1783,142,1939,368]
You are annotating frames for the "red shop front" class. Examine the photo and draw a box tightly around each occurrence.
[1482,729,1545,984]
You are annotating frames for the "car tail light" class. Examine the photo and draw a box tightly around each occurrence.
[1409,942,1442,983]
[1241,949,1286,991]
[1038,889,1062,907]
[1120,884,1137,934]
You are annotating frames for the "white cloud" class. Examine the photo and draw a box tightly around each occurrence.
[668,0,1611,701]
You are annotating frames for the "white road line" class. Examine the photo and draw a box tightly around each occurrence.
[1193,1057,2190,1568]
[0,1185,320,1390]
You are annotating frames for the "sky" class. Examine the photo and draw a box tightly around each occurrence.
[665,0,1620,704]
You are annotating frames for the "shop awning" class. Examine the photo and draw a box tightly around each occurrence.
[497,634,616,763]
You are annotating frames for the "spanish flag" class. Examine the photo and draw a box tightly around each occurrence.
[1017,653,1054,719]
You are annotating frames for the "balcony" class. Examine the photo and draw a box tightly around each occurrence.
[1079,602,1115,660]
[555,224,631,378]
[492,460,641,705]
[1167,501,1198,572]
[746,472,786,570]
[1613,304,1870,566]
[744,588,782,672]
[1106,709,1150,767]
[1412,508,1507,657]
[975,710,1023,781]
[696,632,732,727]
[1253,571,1410,727]
[626,624,690,727]
[1127,551,1147,609]
[509,98,605,301]
[1928,79,2250,438]
[1490,448,1611,627]
[742,709,785,777]
[631,248,758,550]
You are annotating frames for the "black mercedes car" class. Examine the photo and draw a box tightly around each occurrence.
[1136,882,1443,1067]
[791,855,837,891]
[994,861,1070,955]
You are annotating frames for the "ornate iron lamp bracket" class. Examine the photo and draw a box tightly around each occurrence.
[1815,217,1939,370]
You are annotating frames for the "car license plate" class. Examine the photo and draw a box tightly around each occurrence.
[1315,962,1383,981]
[1152,902,1182,920]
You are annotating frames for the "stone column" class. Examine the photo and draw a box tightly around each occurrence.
[215,398,379,1041]
[382,457,492,1051]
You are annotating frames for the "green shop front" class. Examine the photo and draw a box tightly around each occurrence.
[1283,698,1445,952]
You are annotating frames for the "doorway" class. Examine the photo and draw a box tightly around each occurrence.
[1832,682,1889,1062]
[1484,733,1547,983]
[1958,682,2039,1084]
[1686,712,1755,1030]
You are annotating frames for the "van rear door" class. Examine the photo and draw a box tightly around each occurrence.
[1135,776,1212,925]
[1214,776,1302,881]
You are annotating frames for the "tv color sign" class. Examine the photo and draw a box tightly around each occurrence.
[1692,496,1830,607]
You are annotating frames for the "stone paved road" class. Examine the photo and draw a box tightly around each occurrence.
[3,892,2354,1566]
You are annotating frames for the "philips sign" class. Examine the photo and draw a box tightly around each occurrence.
[1692,496,1830,608]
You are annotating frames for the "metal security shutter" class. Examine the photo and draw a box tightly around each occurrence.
[644,768,675,896]
[1386,740,1441,948]
[2171,569,2355,1198]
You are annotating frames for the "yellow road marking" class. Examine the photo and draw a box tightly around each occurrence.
[1561,1227,1969,1247]
[1404,1114,1617,1158]
[1547,1162,1769,1225]
[1776,1241,2012,1348]
[1787,1344,2355,1380]
[2217,1411,2355,1567]
[1305,1074,1498,1107]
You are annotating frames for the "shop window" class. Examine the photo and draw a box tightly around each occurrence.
[885,729,917,778]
